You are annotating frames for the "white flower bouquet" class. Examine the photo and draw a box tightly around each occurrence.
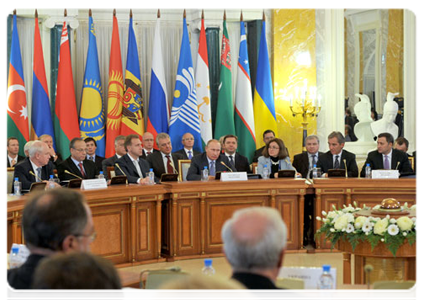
[315,202,416,256]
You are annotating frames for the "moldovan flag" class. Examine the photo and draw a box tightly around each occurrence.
[253,19,278,149]
[53,21,80,159]
[120,15,144,138]
[105,14,124,157]
[79,15,106,156]
[7,14,29,156]
[31,14,55,146]
[235,20,256,163]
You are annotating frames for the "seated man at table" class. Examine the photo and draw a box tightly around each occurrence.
[293,135,324,179]
[57,138,99,181]
[7,137,25,167]
[394,137,412,157]
[360,132,413,177]
[39,134,63,168]
[317,131,359,177]
[186,139,236,181]
[174,132,201,160]
[102,135,126,180]
[221,207,287,289]
[222,135,251,173]
[114,134,152,185]
[84,137,105,172]
[8,189,95,289]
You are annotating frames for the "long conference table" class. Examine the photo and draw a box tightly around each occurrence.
[7,178,416,267]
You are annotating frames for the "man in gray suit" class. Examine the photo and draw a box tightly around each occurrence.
[101,135,126,180]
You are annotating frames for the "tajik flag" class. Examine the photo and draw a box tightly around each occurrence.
[195,16,212,148]
[235,20,256,163]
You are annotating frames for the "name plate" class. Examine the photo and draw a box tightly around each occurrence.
[81,178,108,190]
[220,172,248,182]
[372,170,399,179]
[279,266,337,289]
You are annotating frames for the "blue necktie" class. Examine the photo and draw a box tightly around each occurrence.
[188,150,192,160]
[209,161,216,176]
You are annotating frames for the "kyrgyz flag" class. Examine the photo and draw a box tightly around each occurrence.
[214,18,235,139]
[7,14,29,156]
[53,21,80,159]
[105,14,124,157]
[120,15,144,137]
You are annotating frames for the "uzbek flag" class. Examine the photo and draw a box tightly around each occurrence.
[7,14,29,156]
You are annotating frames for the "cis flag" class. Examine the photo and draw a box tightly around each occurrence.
[253,20,278,148]
[105,14,124,157]
[7,14,29,156]
[169,16,203,153]
[147,14,169,147]
[80,15,106,156]
[53,21,80,159]
[120,16,144,138]
[235,20,256,163]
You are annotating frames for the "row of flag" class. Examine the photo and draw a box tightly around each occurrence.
[7,10,278,162]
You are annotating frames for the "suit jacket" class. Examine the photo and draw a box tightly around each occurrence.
[102,154,119,180]
[57,156,99,181]
[252,146,265,163]
[174,148,201,160]
[140,148,159,160]
[231,272,279,289]
[293,151,324,178]
[147,151,184,179]
[257,156,295,177]
[87,155,105,173]
[7,254,46,289]
[360,149,414,177]
[114,154,152,184]
[316,149,359,177]
[7,154,25,168]
[186,152,236,181]
[224,152,250,173]
[13,158,56,191]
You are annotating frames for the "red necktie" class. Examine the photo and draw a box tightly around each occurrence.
[166,155,174,174]
[78,162,86,178]
[147,151,152,155]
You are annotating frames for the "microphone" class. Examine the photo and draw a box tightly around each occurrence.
[168,160,179,174]
[64,170,83,180]
[343,159,348,178]
[396,161,400,170]
[115,163,127,177]
[220,161,233,172]
[29,171,43,182]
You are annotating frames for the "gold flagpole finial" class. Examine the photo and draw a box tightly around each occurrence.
[240,10,243,21]
[262,10,265,21]
[113,9,116,17]
[130,9,133,19]
[64,9,67,17]
[13,9,16,15]
[35,9,38,19]
[201,9,204,20]
[89,9,92,17]
[183,9,186,19]
[223,10,226,21]
[157,9,160,18]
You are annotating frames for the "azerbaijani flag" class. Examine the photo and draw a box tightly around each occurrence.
[53,21,80,159]
[253,20,278,149]
[7,14,29,156]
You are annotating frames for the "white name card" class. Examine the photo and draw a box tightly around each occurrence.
[220,172,248,182]
[81,178,108,190]
[372,169,399,179]
[279,266,337,289]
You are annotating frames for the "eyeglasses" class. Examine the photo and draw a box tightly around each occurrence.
[183,138,194,141]
[73,148,87,153]
[75,231,97,242]
[268,146,280,150]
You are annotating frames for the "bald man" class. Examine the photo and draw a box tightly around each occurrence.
[140,132,158,160]
[174,132,201,160]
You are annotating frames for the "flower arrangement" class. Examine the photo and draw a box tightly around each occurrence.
[315,202,416,256]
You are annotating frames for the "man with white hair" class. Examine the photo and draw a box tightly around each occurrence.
[23,140,36,157]
[221,207,287,289]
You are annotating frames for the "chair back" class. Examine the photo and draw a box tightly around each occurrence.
[276,277,305,289]
[178,160,191,182]
[7,167,14,194]
[140,267,189,289]
[107,166,116,179]
[251,162,258,174]
[373,281,420,300]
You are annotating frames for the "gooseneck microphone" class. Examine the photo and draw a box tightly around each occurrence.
[115,163,127,177]
[64,170,83,180]
[220,161,233,172]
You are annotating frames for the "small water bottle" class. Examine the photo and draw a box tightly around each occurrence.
[48,175,55,189]
[13,177,21,196]
[201,258,215,276]
[312,164,318,178]
[365,164,372,178]
[262,164,269,179]
[318,264,334,289]
[148,168,155,185]
[9,246,20,269]
[98,171,105,180]
[201,166,209,181]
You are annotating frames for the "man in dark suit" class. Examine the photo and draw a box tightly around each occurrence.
[147,133,183,179]
[173,132,201,160]
[221,207,287,289]
[39,134,62,168]
[222,134,250,172]
[57,138,99,181]
[102,135,126,180]
[84,137,105,172]
[252,130,275,163]
[394,137,412,157]
[293,135,324,178]
[140,132,158,160]
[8,189,95,289]
[7,137,25,167]
[114,134,152,184]
[317,131,359,177]
[361,132,413,177]
[13,141,58,191]
[186,139,236,181]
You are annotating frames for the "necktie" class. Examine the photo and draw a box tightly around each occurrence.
[36,167,42,182]
[384,155,390,169]
[11,159,16,167]
[78,163,86,178]
[229,155,234,165]
[89,156,94,161]
[209,161,216,176]
[312,155,317,167]
[334,155,340,169]
[166,155,174,174]
[188,150,192,160]
[133,160,143,177]
[147,151,152,155]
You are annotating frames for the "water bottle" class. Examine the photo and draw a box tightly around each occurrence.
[262,165,269,179]
[98,171,105,180]
[318,264,334,289]
[365,164,372,178]
[48,175,55,189]
[13,177,21,196]
[201,258,215,276]
[8,244,29,269]
[148,168,155,185]
[312,164,318,178]
[201,166,209,181]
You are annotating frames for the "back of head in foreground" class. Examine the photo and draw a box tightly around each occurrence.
[32,252,121,289]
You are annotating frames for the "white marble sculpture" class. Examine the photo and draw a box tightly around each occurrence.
[370,92,399,139]
[353,93,374,142]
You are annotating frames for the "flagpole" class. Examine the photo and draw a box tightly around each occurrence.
[89,8,92,17]
[240,10,243,22]
[64,9,67,17]
[158,9,160,18]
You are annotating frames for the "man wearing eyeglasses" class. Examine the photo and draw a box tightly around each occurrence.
[57,138,99,182]
[8,189,96,289]
[174,132,201,160]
